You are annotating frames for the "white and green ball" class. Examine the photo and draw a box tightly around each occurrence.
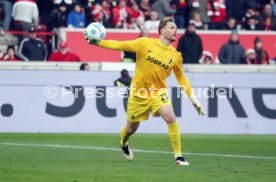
[86,22,106,41]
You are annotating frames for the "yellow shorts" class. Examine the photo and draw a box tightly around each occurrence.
[127,92,172,122]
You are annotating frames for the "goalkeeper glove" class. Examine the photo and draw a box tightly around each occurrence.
[189,94,205,116]
[83,31,99,45]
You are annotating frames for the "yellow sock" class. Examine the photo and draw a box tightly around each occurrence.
[167,121,182,158]
[120,125,128,146]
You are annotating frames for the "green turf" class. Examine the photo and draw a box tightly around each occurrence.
[0,133,276,182]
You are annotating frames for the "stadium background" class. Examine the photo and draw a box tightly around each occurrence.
[0,0,276,182]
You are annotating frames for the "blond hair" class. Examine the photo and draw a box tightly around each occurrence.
[158,17,174,34]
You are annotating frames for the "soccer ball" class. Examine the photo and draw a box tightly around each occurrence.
[86,22,106,41]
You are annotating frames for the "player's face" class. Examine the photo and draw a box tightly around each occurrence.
[162,22,177,42]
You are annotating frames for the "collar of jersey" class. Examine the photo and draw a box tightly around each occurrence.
[157,39,173,50]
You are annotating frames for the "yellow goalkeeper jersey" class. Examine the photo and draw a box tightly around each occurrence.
[98,37,192,98]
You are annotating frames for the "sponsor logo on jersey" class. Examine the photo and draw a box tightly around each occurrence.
[146,56,169,70]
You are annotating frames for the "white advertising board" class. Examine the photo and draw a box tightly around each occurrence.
[0,70,275,134]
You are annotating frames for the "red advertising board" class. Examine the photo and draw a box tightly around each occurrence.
[66,29,276,62]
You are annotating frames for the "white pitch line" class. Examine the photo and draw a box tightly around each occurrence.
[0,142,275,160]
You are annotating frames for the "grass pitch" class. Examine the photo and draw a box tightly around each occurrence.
[0,133,275,182]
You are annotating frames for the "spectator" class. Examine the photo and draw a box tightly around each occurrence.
[127,3,145,29]
[177,21,203,64]
[0,45,21,61]
[12,0,39,31]
[199,51,214,64]
[48,41,80,62]
[245,48,257,64]
[207,0,227,30]
[19,26,47,61]
[262,3,275,17]
[190,12,204,30]
[127,17,140,29]
[262,16,274,30]
[102,1,112,23]
[12,0,39,42]
[188,0,210,29]
[101,1,111,27]
[218,30,245,64]
[91,3,104,24]
[241,8,262,30]
[53,0,73,7]
[225,0,246,23]
[225,17,237,30]
[111,0,132,28]
[114,69,132,87]
[67,2,86,28]
[48,2,68,31]
[260,4,276,30]
[53,0,72,10]
[0,0,12,30]
[172,0,188,29]
[254,37,269,64]
[80,63,90,71]
[151,0,176,20]
[144,11,160,31]
[273,1,276,16]
[92,0,112,27]
[243,7,260,22]
[242,16,262,30]
[139,0,151,20]
[36,0,54,25]
[131,3,145,21]
[257,0,273,10]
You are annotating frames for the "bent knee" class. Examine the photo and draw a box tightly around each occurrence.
[163,114,176,124]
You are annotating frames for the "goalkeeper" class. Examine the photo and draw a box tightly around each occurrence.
[84,17,204,166]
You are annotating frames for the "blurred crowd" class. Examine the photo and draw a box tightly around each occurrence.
[0,0,275,32]
[0,0,275,64]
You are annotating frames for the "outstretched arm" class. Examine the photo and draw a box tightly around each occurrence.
[97,39,140,53]
[84,31,145,53]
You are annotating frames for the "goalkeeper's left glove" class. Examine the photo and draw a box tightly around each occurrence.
[189,94,205,116]
[83,31,99,45]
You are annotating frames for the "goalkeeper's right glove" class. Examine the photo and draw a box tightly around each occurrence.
[83,31,99,45]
